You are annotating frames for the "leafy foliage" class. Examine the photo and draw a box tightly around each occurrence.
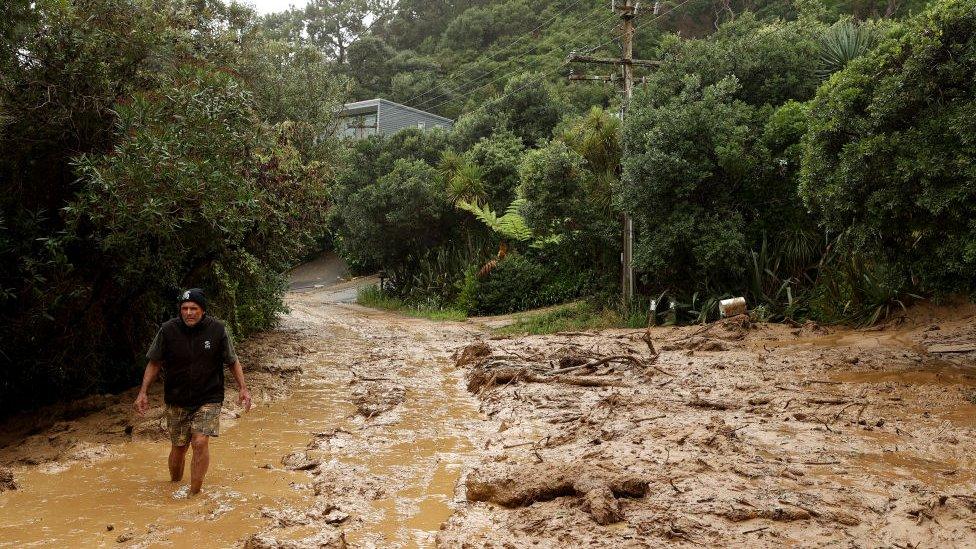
[457,199,533,242]
[816,19,878,79]
[0,0,341,415]
[800,0,976,295]
[336,158,458,281]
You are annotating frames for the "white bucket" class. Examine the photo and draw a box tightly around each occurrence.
[719,297,747,317]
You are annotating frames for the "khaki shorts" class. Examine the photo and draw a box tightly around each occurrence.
[165,403,221,446]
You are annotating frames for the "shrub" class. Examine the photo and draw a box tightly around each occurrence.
[799,0,976,295]
[0,65,334,414]
[336,158,460,285]
[473,253,593,314]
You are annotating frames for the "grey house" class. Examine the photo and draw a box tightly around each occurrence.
[337,98,453,139]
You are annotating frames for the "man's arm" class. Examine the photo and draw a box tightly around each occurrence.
[133,360,161,415]
[221,324,251,412]
[229,360,252,412]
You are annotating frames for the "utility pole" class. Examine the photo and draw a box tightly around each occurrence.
[568,0,659,304]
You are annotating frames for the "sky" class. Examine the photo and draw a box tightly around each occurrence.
[243,0,302,15]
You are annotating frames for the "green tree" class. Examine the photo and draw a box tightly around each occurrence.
[622,75,757,292]
[800,0,976,294]
[0,0,342,415]
[464,130,525,210]
[263,0,391,64]
[337,158,458,282]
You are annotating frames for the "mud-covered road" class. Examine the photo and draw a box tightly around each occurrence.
[1,283,974,548]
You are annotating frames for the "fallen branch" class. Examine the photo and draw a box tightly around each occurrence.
[549,354,643,375]
[688,394,739,410]
[778,498,822,518]
[651,364,676,377]
[806,396,848,405]
[542,374,629,387]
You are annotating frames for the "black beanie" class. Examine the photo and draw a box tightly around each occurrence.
[179,288,207,310]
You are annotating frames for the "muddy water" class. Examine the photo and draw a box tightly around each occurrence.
[340,359,478,548]
[0,382,328,547]
[0,307,482,547]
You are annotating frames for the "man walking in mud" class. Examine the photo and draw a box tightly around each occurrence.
[133,288,252,495]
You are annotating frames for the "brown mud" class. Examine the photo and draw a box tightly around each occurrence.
[1,287,974,548]
[0,283,485,548]
[441,304,976,547]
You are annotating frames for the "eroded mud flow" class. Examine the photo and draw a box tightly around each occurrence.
[442,311,976,547]
[1,286,974,548]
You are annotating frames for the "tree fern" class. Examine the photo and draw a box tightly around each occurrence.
[457,199,533,242]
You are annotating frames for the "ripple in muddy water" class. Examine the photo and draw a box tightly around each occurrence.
[0,342,480,548]
[0,388,327,547]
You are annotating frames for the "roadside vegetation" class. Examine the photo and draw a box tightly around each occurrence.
[2,0,973,414]
[357,285,468,321]
[492,301,648,336]
[0,0,342,415]
[342,0,975,331]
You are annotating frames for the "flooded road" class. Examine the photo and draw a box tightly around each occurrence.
[2,279,974,548]
[0,280,486,548]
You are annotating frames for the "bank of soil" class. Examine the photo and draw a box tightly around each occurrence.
[440,304,976,547]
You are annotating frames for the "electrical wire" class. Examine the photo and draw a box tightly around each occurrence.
[421,0,698,116]
[410,6,623,112]
[398,0,601,107]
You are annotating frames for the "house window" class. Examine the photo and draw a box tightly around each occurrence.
[342,112,378,139]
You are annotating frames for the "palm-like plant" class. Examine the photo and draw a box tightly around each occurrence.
[440,151,486,205]
[817,21,876,80]
[561,107,621,175]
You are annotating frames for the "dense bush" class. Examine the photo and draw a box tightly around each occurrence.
[623,75,760,292]
[335,158,460,285]
[0,0,341,415]
[465,131,525,211]
[622,16,825,296]
[473,253,592,314]
[451,73,564,150]
[800,0,976,295]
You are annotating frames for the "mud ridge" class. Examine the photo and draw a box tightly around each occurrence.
[439,311,976,547]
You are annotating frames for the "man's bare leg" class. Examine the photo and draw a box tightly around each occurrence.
[189,433,210,495]
[168,445,189,482]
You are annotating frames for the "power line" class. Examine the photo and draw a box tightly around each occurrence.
[571,0,699,57]
[411,6,623,112]
[398,0,598,108]
[421,55,573,130]
[422,0,697,118]
[424,0,702,129]
[411,5,620,112]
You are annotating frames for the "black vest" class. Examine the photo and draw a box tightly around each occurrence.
[156,315,228,407]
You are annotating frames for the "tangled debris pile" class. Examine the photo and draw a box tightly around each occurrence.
[440,313,976,547]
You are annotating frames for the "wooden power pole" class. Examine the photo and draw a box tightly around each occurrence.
[568,0,659,304]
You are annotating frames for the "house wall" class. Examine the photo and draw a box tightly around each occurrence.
[377,101,453,135]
